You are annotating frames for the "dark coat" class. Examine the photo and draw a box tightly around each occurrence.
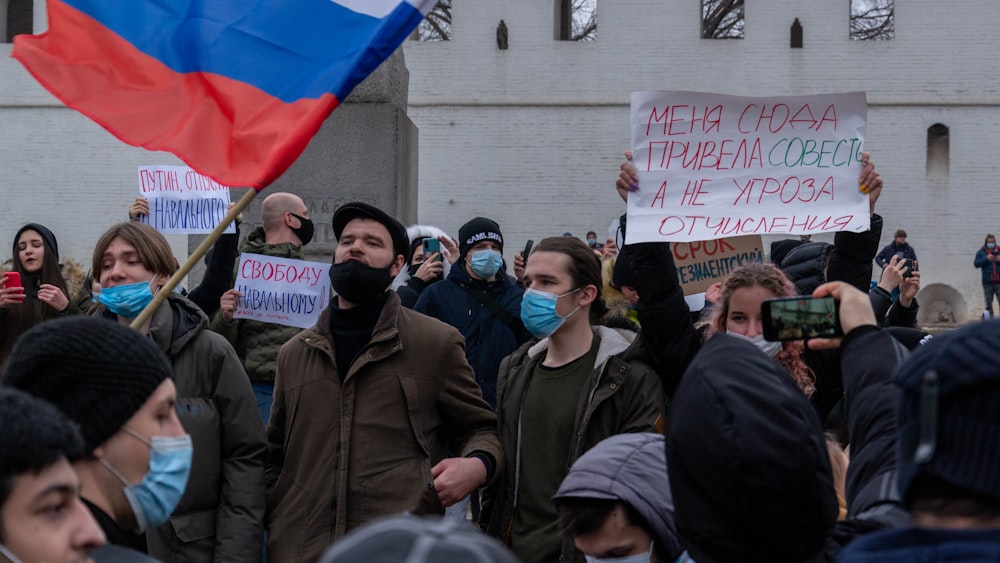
[266,292,502,563]
[837,527,1000,562]
[98,294,268,563]
[974,245,1000,285]
[414,262,528,408]
[874,239,916,269]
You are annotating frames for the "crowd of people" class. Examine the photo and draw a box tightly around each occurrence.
[1,154,999,563]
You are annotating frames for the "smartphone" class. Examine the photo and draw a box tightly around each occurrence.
[422,238,441,261]
[522,239,534,259]
[2,271,21,289]
[901,259,917,278]
[761,296,843,341]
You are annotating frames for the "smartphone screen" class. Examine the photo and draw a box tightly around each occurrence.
[2,271,21,289]
[762,296,842,341]
[422,238,441,261]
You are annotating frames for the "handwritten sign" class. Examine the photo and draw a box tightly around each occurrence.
[627,91,869,243]
[137,165,235,234]
[671,235,763,296]
[233,253,330,329]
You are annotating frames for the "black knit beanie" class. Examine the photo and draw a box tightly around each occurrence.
[894,319,1000,506]
[458,217,503,259]
[13,223,59,262]
[2,316,172,453]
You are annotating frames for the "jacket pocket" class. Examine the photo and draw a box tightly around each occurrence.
[170,509,217,543]
[267,472,312,560]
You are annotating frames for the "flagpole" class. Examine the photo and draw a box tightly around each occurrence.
[130,188,260,330]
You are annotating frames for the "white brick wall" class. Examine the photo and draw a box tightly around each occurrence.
[2,1,999,319]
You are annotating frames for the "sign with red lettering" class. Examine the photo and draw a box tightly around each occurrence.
[137,165,235,235]
[627,91,869,243]
[233,253,331,329]
[671,235,764,295]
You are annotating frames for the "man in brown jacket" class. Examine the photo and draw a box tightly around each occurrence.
[266,202,503,563]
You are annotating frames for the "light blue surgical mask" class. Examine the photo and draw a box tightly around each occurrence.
[469,249,503,278]
[520,288,581,338]
[727,330,783,358]
[584,541,654,563]
[988,242,996,250]
[0,544,23,563]
[98,278,157,318]
[102,428,192,532]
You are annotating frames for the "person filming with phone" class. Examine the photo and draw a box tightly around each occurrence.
[1,224,81,369]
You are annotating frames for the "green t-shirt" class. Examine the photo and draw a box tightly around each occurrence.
[511,336,600,563]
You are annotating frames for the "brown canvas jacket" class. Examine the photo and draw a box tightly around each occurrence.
[266,291,502,563]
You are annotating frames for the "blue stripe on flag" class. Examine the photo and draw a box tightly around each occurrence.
[61,0,426,102]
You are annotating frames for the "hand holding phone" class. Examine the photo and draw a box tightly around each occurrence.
[762,296,843,342]
[805,282,879,350]
[522,239,534,259]
[422,238,442,262]
[1,272,26,306]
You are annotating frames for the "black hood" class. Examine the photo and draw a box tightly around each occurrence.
[779,241,834,296]
[665,333,837,563]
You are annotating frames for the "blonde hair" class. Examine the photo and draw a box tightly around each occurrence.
[826,434,849,521]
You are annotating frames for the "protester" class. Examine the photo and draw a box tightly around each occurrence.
[0,223,81,368]
[973,233,1000,319]
[869,254,920,327]
[266,202,502,563]
[875,229,917,271]
[666,282,906,561]
[586,231,604,255]
[415,216,529,410]
[128,197,241,318]
[482,236,665,563]
[211,192,312,422]
[0,387,106,563]
[91,222,266,562]
[2,316,185,560]
[318,514,520,563]
[553,433,683,563]
[392,224,453,308]
[839,319,1000,560]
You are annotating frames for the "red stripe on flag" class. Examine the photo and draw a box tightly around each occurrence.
[12,0,339,189]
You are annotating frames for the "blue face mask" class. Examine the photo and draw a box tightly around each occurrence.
[988,242,996,250]
[469,249,503,278]
[102,429,192,532]
[520,288,581,339]
[99,278,156,318]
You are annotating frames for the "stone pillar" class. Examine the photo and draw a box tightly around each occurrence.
[188,49,418,281]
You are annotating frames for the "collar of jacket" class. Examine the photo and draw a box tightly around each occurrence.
[148,293,208,357]
[307,291,404,380]
[239,226,303,258]
[524,325,637,370]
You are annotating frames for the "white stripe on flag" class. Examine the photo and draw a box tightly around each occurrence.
[334,0,436,19]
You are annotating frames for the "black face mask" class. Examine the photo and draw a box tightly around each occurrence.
[289,212,314,246]
[330,260,393,304]
[408,262,422,277]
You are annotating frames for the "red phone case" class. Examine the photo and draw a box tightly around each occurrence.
[3,271,21,289]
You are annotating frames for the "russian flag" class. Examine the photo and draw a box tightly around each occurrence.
[12,0,436,189]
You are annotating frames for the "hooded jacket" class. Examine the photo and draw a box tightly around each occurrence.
[666,328,907,563]
[553,432,683,562]
[96,294,267,562]
[414,256,527,409]
[482,326,665,561]
[392,224,453,308]
[210,226,304,383]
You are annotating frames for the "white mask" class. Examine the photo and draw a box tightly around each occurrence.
[584,542,654,563]
[727,331,783,358]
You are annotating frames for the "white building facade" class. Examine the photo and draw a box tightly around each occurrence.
[2,1,998,322]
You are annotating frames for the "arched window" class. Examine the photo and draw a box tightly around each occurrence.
[927,123,950,179]
[850,0,894,40]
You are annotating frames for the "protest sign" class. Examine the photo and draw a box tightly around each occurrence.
[627,91,869,244]
[671,235,764,296]
[137,165,235,234]
[233,253,330,329]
